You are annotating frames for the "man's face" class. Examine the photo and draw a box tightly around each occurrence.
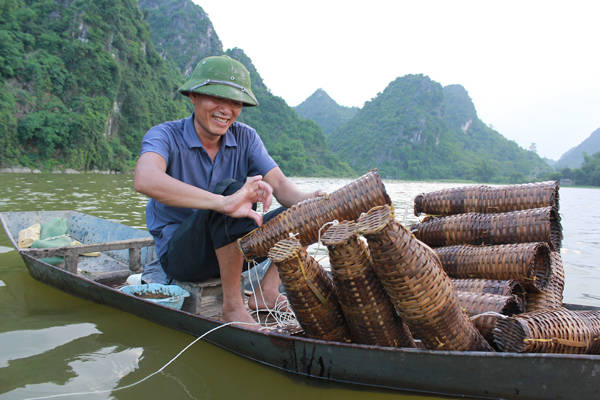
[190,93,243,139]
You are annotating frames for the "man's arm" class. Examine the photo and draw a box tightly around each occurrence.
[134,152,272,225]
[264,167,322,208]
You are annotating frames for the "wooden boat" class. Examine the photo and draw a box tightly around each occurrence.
[2,210,599,400]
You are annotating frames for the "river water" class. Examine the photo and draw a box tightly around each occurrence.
[0,173,599,399]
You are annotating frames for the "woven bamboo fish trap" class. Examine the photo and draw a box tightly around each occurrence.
[526,251,565,312]
[451,278,526,300]
[434,243,552,292]
[238,170,391,260]
[456,292,524,317]
[412,206,562,251]
[268,238,351,342]
[456,292,525,344]
[356,205,492,351]
[493,308,600,354]
[471,313,501,345]
[414,181,559,216]
[321,221,415,347]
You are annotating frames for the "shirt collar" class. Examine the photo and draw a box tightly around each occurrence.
[183,114,238,149]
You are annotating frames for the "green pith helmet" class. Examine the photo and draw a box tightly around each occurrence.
[178,55,258,107]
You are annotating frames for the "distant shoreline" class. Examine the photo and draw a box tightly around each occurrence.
[0,167,121,174]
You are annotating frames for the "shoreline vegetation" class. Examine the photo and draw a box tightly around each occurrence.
[0,167,119,174]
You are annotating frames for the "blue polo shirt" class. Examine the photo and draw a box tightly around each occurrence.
[140,114,277,258]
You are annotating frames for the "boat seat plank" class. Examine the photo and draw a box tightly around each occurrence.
[20,237,154,273]
[78,253,131,282]
[173,278,226,318]
[141,260,272,318]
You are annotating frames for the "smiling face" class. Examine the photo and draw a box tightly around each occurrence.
[190,93,243,142]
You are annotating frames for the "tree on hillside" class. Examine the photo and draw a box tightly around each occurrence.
[544,151,600,186]
[578,152,600,186]
[0,0,189,171]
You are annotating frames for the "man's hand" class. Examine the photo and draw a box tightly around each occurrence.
[309,189,326,199]
[221,176,273,226]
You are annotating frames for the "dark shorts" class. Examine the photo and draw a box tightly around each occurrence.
[159,179,284,282]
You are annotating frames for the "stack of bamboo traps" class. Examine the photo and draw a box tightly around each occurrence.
[411,181,593,354]
[253,172,489,350]
[254,176,584,354]
[356,205,492,351]
[320,220,415,347]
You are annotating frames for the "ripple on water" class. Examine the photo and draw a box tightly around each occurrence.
[0,245,14,254]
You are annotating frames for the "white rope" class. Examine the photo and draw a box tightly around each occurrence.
[470,311,510,320]
[22,321,258,400]
[309,219,339,263]
[246,259,298,329]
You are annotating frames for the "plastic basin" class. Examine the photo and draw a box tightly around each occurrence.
[120,283,190,310]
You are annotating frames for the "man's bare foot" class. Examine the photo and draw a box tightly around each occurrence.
[222,306,261,331]
[248,290,290,312]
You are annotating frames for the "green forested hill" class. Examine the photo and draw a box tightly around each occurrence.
[139,0,353,177]
[0,0,550,181]
[0,0,189,171]
[326,75,550,182]
[294,89,358,135]
[138,0,222,76]
[556,128,600,169]
[545,128,600,185]
[0,0,351,176]
[547,150,600,186]
[441,84,549,181]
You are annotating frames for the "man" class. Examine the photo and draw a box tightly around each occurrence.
[134,55,318,327]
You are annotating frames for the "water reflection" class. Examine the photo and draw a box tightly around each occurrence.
[0,323,101,367]
[1,346,143,400]
[0,246,12,254]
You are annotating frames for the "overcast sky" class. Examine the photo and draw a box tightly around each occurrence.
[197,0,599,160]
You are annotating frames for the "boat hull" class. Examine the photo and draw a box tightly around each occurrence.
[4,211,600,400]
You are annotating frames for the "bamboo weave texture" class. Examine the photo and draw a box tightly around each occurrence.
[414,181,559,216]
[356,205,492,351]
[322,221,415,347]
[493,308,600,354]
[239,170,390,260]
[412,207,562,251]
[268,238,350,342]
[434,242,551,292]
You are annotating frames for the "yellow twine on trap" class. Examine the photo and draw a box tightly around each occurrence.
[523,338,588,348]
[294,253,334,311]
